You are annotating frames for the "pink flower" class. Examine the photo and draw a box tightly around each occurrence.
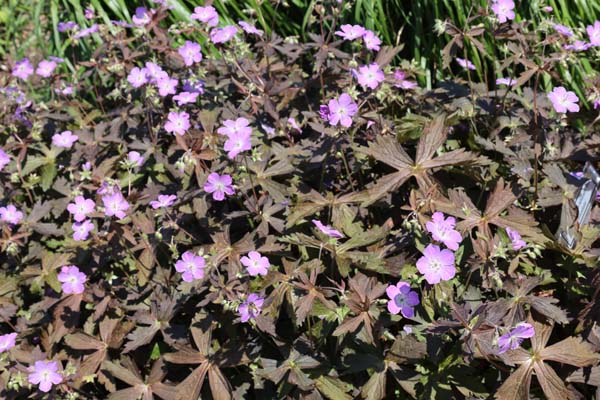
[0,149,10,171]
[548,86,580,113]
[173,91,199,106]
[12,59,34,80]
[52,130,78,148]
[84,7,94,19]
[0,332,17,353]
[156,74,178,97]
[564,41,592,51]
[506,227,526,250]
[150,194,177,209]
[178,41,203,66]
[0,204,24,225]
[312,219,343,238]
[175,251,205,282]
[335,24,366,41]
[355,63,385,90]
[386,281,419,318]
[102,192,129,219]
[587,21,600,46]
[416,244,456,285]
[456,57,476,71]
[393,70,417,89]
[164,111,190,136]
[491,0,516,23]
[553,24,573,37]
[204,173,235,201]
[287,117,302,133]
[72,220,94,241]
[127,151,144,167]
[239,293,264,322]
[363,30,381,51]
[241,251,270,276]
[223,131,252,159]
[57,265,87,294]
[127,67,148,88]
[217,117,252,136]
[497,322,535,354]
[73,24,99,39]
[210,26,238,44]
[35,60,57,78]
[67,196,95,222]
[325,93,358,128]
[496,77,516,86]
[28,360,63,393]
[239,21,263,36]
[144,62,165,82]
[425,212,462,251]
[191,6,219,27]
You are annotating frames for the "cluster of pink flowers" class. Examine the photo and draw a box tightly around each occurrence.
[417,212,461,285]
[12,58,61,80]
[217,117,253,159]
[334,24,381,51]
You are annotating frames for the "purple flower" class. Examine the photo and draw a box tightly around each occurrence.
[73,24,98,39]
[456,57,476,71]
[312,219,343,238]
[145,62,165,82]
[0,205,24,225]
[0,149,10,171]
[58,21,78,32]
[287,117,302,133]
[204,173,235,201]
[0,332,17,353]
[496,77,516,86]
[217,117,252,136]
[72,220,94,241]
[335,24,366,40]
[84,7,94,19]
[425,212,462,251]
[127,151,144,167]
[156,74,178,97]
[319,105,331,121]
[210,26,238,44]
[102,192,129,219]
[191,6,219,27]
[497,322,535,354]
[594,99,600,110]
[182,79,205,94]
[416,244,456,285]
[175,251,205,282]
[67,196,95,222]
[325,93,358,128]
[164,111,190,136]
[127,67,148,88]
[178,41,203,66]
[35,60,57,78]
[587,21,600,46]
[553,24,573,37]
[12,59,34,80]
[239,293,264,322]
[506,227,526,250]
[224,131,252,159]
[150,194,177,209]
[355,63,385,90]
[363,30,381,51]
[173,91,199,106]
[52,130,78,148]
[28,360,63,393]
[386,281,420,318]
[393,70,417,89]
[564,41,592,52]
[241,251,270,276]
[57,265,87,294]
[491,0,516,23]
[239,21,263,36]
[132,7,151,26]
[548,86,580,113]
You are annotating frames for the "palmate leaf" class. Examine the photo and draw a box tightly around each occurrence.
[356,113,481,206]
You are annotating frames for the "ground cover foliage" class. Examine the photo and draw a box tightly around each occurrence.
[1,0,600,399]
